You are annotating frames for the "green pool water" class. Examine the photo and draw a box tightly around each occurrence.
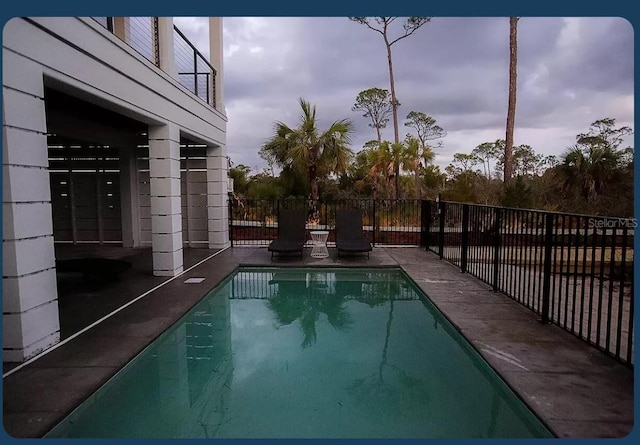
[46,267,553,439]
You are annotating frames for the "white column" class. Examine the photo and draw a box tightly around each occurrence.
[206,144,229,249]
[2,60,60,362]
[148,123,183,276]
[208,17,225,112]
[157,17,177,77]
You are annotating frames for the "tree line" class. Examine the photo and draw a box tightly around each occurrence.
[231,108,633,217]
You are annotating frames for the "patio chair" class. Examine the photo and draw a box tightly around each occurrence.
[268,208,308,260]
[335,209,372,259]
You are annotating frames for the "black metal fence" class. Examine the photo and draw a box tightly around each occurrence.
[425,200,634,367]
[228,198,422,246]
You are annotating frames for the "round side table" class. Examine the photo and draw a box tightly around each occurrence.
[309,230,329,258]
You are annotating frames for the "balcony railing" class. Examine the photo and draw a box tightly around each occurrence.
[127,17,159,66]
[173,25,216,107]
[92,17,216,107]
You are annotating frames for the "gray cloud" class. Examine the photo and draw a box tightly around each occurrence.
[174,16,634,172]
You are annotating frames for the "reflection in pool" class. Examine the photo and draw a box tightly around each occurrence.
[46,267,552,438]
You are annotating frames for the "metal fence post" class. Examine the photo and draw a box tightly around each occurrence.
[372,200,377,246]
[421,200,431,250]
[541,212,555,324]
[323,201,327,228]
[228,194,234,247]
[461,204,469,272]
[438,199,445,259]
[420,200,428,248]
[276,199,280,243]
[492,207,502,292]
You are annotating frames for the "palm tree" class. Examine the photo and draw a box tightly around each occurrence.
[389,142,404,200]
[262,98,354,207]
[403,135,435,198]
[560,145,621,201]
[362,141,393,199]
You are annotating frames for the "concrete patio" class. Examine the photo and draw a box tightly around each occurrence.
[2,246,634,438]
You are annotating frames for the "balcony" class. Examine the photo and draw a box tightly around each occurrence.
[92,17,216,108]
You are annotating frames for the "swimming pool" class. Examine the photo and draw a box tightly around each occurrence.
[45,267,553,438]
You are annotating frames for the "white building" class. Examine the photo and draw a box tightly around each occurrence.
[2,17,229,362]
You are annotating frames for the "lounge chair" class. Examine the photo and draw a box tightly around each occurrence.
[335,209,373,259]
[268,209,307,259]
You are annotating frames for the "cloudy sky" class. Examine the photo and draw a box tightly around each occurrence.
[173,17,634,173]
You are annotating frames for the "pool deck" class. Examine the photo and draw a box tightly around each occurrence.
[2,246,634,439]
